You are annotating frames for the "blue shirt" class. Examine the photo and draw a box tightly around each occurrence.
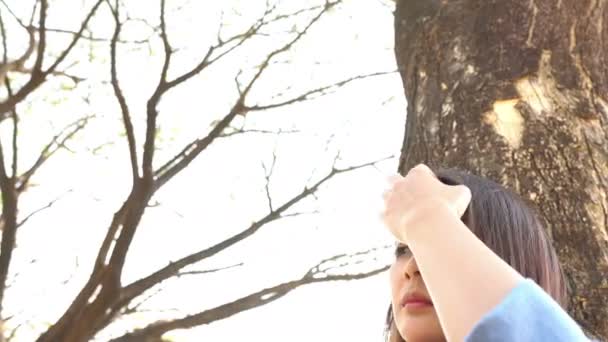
[465,279,589,341]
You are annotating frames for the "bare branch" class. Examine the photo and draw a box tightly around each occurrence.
[31,0,46,76]
[0,133,18,318]
[43,0,104,76]
[152,102,245,191]
[157,0,171,84]
[177,262,243,277]
[0,0,28,29]
[0,4,9,63]
[218,127,300,138]
[140,0,172,180]
[0,0,104,117]
[240,1,341,98]
[110,253,388,341]
[28,0,39,26]
[160,2,280,92]
[0,5,19,180]
[17,190,73,228]
[119,155,390,311]
[9,66,85,83]
[108,0,139,182]
[159,1,333,96]
[31,26,152,44]
[280,210,320,219]
[17,115,93,193]
[261,149,277,212]
[248,71,396,112]
[6,320,24,342]
[122,286,165,316]
[0,26,36,89]
[153,2,339,191]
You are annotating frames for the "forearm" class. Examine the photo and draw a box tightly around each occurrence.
[407,203,523,342]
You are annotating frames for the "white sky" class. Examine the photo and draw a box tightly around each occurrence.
[0,0,405,340]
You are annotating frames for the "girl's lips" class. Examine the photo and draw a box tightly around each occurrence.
[403,300,433,308]
[401,292,433,308]
[403,299,433,313]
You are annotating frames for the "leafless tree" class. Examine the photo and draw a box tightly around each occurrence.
[0,0,393,340]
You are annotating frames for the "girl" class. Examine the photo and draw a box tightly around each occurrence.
[382,164,590,341]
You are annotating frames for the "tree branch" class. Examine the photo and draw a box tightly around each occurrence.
[17,115,93,193]
[43,0,104,76]
[162,6,271,91]
[152,2,339,192]
[30,26,152,44]
[177,262,243,278]
[248,71,396,112]
[141,0,172,180]
[117,155,390,313]
[1,9,24,180]
[31,0,46,77]
[261,149,277,212]
[0,0,104,117]
[0,26,36,92]
[0,128,18,318]
[218,127,300,138]
[241,1,341,98]
[0,0,28,29]
[110,251,388,341]
[108,0,138,182]
[0,3,10,63]
[17,190,72,228]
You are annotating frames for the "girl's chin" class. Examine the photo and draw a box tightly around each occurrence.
[398,316,444,341]
[401,330,446,342]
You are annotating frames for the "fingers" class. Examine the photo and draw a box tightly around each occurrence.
[408,164,435,177]
[444,184,472,217]
[453,184,472,216]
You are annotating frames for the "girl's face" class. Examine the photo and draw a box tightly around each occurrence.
[389,244,445,342]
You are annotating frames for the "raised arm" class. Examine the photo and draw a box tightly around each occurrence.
[382,164,586,341]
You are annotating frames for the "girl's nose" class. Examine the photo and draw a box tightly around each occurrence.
[403,256,421,280]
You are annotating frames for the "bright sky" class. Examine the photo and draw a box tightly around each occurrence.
[0,0,405,340]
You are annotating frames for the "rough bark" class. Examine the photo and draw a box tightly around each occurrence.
[394,0,608,338]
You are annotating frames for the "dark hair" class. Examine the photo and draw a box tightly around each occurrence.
[384,168,568,342]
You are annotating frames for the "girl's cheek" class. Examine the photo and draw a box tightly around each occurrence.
[389,261,403,289]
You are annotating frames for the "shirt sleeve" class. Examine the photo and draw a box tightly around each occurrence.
[465,279,589,342]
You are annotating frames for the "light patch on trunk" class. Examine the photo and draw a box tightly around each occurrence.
[515,51,554,115]
[483,99,525,148]
[515,77,551,114]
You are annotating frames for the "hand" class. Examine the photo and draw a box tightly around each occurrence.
[382,164,472,243]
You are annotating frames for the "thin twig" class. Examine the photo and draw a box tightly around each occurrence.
[218,127,300,138]
[0,0,28,29]
[30,26,152,44]
[248,71,395,112]
[261,148,277,212]
[17,115,93,192]
[17,190,73,228]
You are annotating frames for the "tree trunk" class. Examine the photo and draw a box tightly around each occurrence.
[394,0,608,339]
